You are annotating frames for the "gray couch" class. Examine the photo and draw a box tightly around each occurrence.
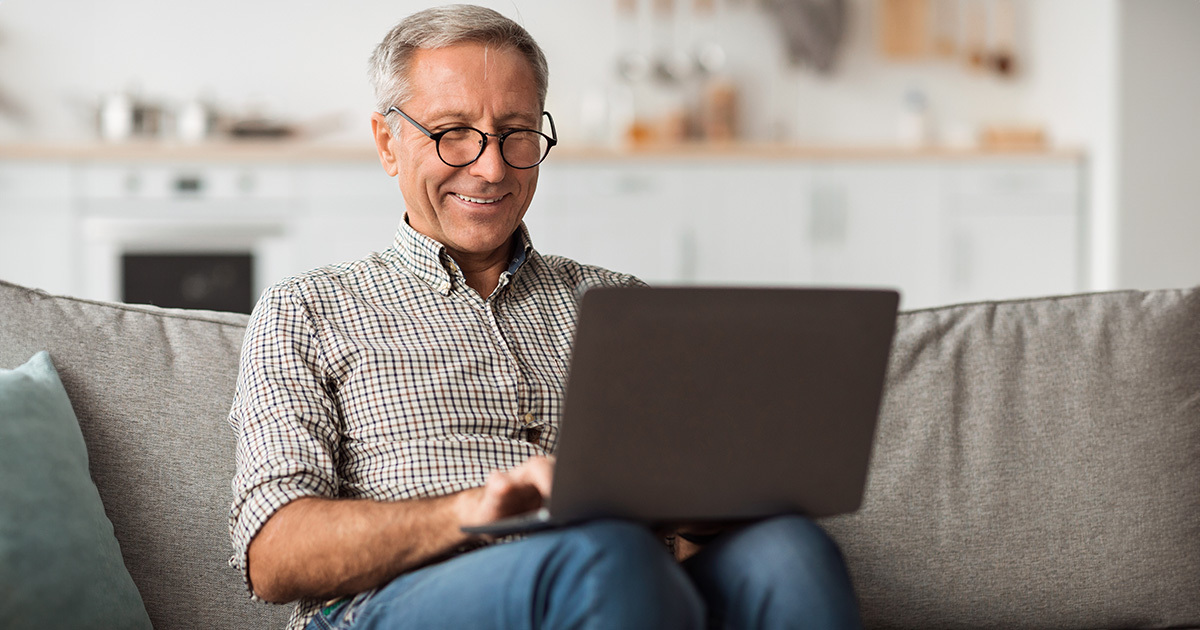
[2,277,1198,629]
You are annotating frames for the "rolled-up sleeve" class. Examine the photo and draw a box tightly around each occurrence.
[228,282,341,599]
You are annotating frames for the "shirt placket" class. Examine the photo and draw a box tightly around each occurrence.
[484,291,545,450]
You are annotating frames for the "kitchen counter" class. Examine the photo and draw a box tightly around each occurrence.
[0,140,1084,163]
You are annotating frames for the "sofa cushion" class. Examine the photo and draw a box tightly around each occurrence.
[822,287,1200,629]
[0,280,290,630]
[0,351,153,630]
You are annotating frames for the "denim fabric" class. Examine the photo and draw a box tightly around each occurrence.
[683,516,862,629]
[307,517,860,630]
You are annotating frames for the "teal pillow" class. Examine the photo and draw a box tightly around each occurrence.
[0,352,152,629]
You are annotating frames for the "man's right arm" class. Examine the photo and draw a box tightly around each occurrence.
[248,455,553,603]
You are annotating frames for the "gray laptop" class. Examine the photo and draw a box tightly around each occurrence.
[462,286,899,536]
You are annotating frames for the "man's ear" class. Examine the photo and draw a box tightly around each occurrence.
[371,112,401,177]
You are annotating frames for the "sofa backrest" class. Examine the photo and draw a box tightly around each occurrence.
[3,277,1198,630]
[0,279,290,630]
[821,286,1200,629]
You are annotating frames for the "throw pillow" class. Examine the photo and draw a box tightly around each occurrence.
[0,351,152,630]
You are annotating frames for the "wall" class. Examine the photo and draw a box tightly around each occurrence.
[0,0,1105,148]
[1115,0,1200,291]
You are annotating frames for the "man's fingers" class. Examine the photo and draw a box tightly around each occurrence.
[517,456,554,498]
[480,469,542,518]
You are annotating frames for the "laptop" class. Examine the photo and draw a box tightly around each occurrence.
[461,286,900,537]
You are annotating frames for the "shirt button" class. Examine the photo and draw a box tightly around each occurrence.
[522,413,535,425]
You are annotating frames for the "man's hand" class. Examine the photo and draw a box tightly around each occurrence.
[670,524,730,562]
[458,456,555,534]
[248,456,555,603]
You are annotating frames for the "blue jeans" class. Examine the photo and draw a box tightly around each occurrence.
[308,516,861,630]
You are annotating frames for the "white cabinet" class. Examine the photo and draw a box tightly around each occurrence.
[0,162,76,295]
[805,164,944,309]
[532,161,815,287]
[943,163,1081,305]
[688,162,813,287]
[528,157,1083,310]
[290,164,403,277]
[0,153,1084,311]
[530,162,691,284]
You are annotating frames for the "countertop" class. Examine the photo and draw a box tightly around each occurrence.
[0,140,1085,163]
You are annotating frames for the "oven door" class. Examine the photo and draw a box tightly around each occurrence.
[80,215,290,313]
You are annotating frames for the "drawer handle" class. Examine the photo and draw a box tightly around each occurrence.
[175,176,204,194]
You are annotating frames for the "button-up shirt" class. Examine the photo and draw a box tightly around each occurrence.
[228,218,643,629]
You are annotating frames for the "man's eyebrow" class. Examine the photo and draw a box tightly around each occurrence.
[423,109,541,128]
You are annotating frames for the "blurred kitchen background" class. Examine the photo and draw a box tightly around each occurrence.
[0,0,1197,313]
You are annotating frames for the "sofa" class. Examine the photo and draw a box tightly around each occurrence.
[1,276,1197,629]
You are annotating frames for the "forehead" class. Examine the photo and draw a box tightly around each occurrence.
[405,42,541,118]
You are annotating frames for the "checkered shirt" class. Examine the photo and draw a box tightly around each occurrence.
[228,218,643,630]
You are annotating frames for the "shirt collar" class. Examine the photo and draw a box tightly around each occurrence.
[506,223,534,276]
[388,216,535,296]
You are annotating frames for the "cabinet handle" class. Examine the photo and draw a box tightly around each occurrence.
[237,172,257,194]
[175,176,204,194]
[679,228,697,283]
[124,173,141,195]
[810,186,847,245]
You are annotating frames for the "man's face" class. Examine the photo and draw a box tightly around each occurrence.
[382,42,542,264]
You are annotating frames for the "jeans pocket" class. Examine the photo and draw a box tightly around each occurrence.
[339,588,379,627]
[310,589,378,630]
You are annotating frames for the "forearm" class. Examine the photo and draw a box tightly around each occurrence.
[248,490,481,603]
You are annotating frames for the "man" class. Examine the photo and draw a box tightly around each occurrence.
[229,5,862,629]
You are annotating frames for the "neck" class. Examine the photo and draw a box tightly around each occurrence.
[447,239,515,298]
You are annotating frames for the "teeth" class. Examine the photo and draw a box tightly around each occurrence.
[455,193,501,204]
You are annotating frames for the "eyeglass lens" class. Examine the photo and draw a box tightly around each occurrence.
[438,129,550,169]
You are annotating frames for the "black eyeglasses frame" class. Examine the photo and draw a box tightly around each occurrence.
[386,106,558,170]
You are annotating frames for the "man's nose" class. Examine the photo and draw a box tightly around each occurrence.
[468,135,507,182]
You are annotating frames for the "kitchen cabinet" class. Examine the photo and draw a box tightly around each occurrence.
[529,163,691,284]
[943,163,1081,305]
[687,162,813,287]
[0,150,1084,311]
[805,164,944,309]
[290,163,403,275]
[0,162,76,295]
[530,157,1080,310]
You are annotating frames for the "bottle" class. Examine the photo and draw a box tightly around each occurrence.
[99,93,134,142]
[897,89,932,147]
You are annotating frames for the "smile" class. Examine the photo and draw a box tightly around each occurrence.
[454,193,503,205]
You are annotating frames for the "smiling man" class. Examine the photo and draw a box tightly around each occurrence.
[377,40,546,296]
[228,5,861,630]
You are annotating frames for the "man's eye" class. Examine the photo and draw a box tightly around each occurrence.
[440,128,477,141]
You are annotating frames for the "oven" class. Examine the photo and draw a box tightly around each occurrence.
[77,162,299,314]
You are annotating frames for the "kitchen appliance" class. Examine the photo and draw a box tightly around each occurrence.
[77,163,296,313]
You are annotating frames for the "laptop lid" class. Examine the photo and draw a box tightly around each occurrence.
[547,286,899,527]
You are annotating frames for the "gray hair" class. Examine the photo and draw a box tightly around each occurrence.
[368,4,549,118]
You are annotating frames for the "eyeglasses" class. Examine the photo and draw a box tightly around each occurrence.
[386,107,558,169]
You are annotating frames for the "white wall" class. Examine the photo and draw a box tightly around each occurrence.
[1021,0,1118,290]
[1115,0,1200,290]
[0,0,1112,149]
